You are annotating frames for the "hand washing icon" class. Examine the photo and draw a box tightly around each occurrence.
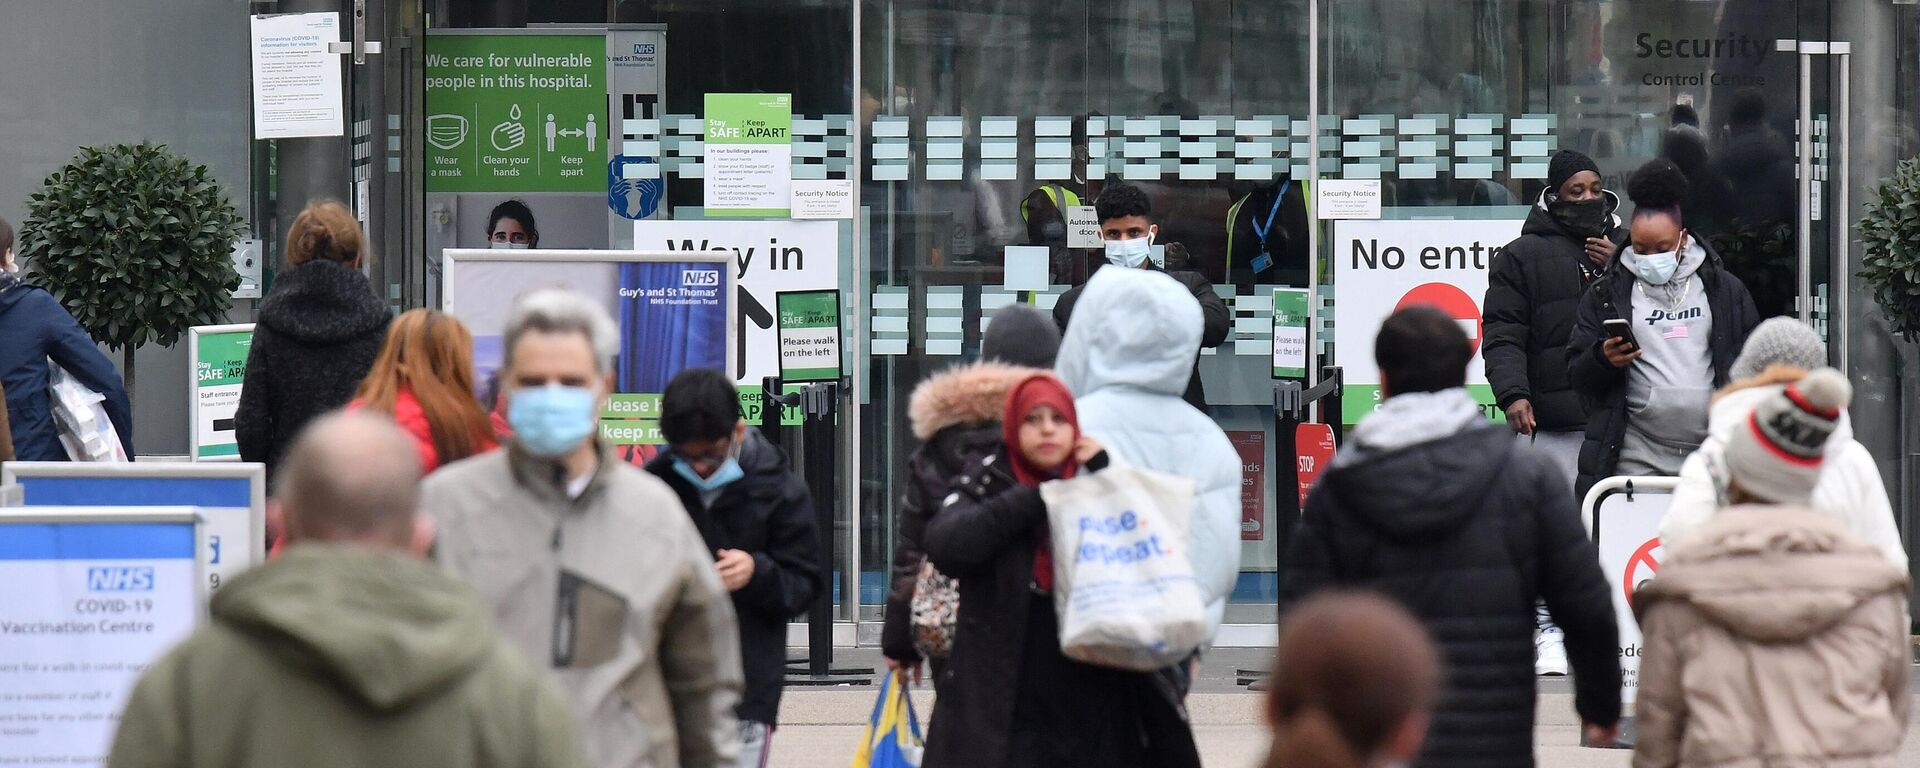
[491,104,526,152]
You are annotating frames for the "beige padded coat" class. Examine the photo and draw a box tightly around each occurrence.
[1632,505,1911,768]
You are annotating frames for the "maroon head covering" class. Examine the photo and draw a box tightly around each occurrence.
[1002,374,1081,487]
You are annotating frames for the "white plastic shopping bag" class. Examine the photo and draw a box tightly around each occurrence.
[48,361,128,462]
[1041,464,1207,671]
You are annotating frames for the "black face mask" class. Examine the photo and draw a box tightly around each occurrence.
[1548,196,1609,238]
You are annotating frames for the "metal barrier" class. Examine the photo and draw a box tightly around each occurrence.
[1579,475,1679,749]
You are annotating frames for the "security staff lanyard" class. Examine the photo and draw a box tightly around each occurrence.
[1250,179,1290,273]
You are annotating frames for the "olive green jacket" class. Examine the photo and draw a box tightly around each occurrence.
[109,545,585,768]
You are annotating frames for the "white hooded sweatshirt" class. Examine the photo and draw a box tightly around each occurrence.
[1054,266,1243,639]
[1662,368,1908,571]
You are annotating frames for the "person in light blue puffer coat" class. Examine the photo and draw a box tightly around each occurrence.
[1053,265,1242,649]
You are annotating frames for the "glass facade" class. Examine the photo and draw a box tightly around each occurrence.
[2,0,1917,635]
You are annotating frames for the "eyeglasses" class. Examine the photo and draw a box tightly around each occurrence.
[675,437,736,470]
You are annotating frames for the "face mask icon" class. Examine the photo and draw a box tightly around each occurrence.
[427,114,468,150]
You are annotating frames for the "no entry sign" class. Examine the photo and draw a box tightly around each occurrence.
[1332,218,1522,424]
[1395,282,1483,356]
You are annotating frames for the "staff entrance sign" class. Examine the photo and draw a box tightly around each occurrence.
[189,324,254,461]
[1331,218,1521,424]
[0,507,203,763]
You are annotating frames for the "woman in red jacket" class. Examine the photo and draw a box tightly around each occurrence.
[349,309,498,473]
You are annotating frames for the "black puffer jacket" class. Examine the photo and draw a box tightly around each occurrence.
[1053,265,1229,412]
[882,361,1038,664]
[1566,240,1759,498]
[645,429,821,726]
[1483,191,1626,432]
[1280,425,1621,768]
[235,260,390,481]
[922,449,1197,768]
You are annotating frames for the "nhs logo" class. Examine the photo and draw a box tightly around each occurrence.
[633,43,657,55]
[682,270,721,288]
[87,567,154,592]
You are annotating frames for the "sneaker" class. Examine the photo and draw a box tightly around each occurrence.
[1536,631,1569,676]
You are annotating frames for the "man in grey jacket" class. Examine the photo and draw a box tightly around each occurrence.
[423,289,743,768]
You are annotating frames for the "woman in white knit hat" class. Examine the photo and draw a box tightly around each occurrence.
[1661,317,1907,570]
[1632,368,1911,768]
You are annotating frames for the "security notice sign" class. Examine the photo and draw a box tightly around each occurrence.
[423,34,606,193]
[0,510,200,763]
[1332,219,1522,424]
[1587,477,1672,706]
[189,325,253,461]
[704,93,793,217]
[776,290,842,383]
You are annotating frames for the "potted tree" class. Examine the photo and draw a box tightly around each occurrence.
[1859,156,1920,342]
[18,143,246,404]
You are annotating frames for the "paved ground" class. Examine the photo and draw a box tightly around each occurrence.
[769,648,1920,768]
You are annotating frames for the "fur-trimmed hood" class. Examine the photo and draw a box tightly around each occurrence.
[907,361,1042,440]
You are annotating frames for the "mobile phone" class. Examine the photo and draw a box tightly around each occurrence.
[1603,318,1639,350]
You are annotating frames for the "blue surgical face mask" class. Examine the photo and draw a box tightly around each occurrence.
[1635,248,1678,285]
[1104,232,1154,268]
[1634,233,1688,285]
[673,456,744,492]
[1635,249,1681,286]
[508,384,598,458]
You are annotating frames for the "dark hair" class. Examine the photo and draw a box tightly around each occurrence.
[1094,182,1152,225]
[1375,306,1471,396]
[1728,88,1768,128]
[1265,591,1440,768]
[487,200,540,246]
[660,368,742,445]
[1669,103,1699,128]
[0,216,14,260]
[1627,158,1689,224]
[285,200,362,267]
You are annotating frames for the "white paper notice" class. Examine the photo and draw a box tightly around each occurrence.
[1066,206,1104,248]
[791,180,854,220]
[249,13,345,139]
[1316,179,1383,220]
[1003,246,1050,292]
[0,520,198,762]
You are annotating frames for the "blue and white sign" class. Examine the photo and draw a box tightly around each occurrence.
[0,510,201,763]
[2,463,266,595]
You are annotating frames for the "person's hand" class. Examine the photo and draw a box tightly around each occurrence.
[715,549,755,592]
[1603,337,1643,368]
[1506,399,1536,436]
[1073,436,1105,465]
[1584,237,1614,268]
[885,656,923,686]
[1584,722,1622,747]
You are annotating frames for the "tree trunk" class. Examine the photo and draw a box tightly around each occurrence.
[121,346,136,414]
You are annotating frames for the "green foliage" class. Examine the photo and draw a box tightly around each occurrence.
[1859,156,1920,342]
[19,142,245,351]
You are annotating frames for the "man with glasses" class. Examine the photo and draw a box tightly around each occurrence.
[645,368,823,768]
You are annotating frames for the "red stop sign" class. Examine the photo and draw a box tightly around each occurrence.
[1395,282,1483,355]
[1296,423,1336,506]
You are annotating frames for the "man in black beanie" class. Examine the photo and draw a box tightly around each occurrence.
[1481,148,1627,676]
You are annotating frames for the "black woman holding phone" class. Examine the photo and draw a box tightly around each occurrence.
[1567,159,1759,500]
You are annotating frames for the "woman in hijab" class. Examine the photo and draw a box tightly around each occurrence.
[920,373,1199,768]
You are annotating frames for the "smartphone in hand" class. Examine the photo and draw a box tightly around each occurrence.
[1603,318,1639,351]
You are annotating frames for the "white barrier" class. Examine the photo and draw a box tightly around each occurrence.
[1581,475,1676,708]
